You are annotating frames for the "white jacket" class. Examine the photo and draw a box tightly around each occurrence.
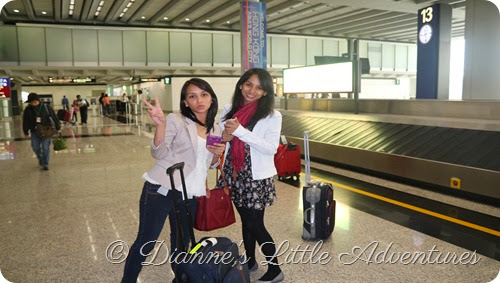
[220,104,282,180]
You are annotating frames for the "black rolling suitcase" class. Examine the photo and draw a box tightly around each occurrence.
[302,131,336,240]
[166,162,250,283]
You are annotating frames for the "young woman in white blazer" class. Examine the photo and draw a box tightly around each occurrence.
[219,68,284,283]
[122,78,226,282]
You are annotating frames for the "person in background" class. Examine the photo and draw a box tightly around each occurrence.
[76,95,89,125]
[23,93,61,170]
[121,78,225,282]
[102,94,110,116]
[71,97,79,123]
[61,95,69,110]
[219,68,284,283]
[98,93,105,116]
[121,93,129,115]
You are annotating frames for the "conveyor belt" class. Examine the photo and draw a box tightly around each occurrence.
[281,114,500,172]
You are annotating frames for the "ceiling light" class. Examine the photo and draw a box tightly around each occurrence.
[70,0,75,4]
[99,1,105,6]
[227,21,230,24]
[123,7,128,12]
[42,11,47,15]
[13,9,19,13]
[185,18,190,21]
[95,11,99,16]
[69,4,74,9]
[69,10,73,15]
[163,17,168,20]
[141,16,145,19]
[119,12,124,17]
[97,6,102,11]
[127,2,132,7]
[206,19,210,23]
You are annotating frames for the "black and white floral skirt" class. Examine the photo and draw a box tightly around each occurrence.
[217,144,276,210]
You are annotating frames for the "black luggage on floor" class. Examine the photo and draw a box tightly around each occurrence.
[57,109,66,121]
[166,162,250,283]
[302,131,336,240]
[302,181,336,240]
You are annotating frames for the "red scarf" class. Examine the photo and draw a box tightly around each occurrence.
[230,102,258,172]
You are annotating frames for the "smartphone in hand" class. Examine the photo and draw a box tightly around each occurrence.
[206,135,223,146]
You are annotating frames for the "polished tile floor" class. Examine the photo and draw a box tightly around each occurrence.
[0,113,499,282]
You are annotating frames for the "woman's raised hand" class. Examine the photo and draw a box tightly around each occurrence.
[142,97,165,125]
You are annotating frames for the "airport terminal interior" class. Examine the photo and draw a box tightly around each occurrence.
[1,0,500,282]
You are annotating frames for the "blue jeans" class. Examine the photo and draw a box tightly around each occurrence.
[122,181,197,283]
[31,133,51,167]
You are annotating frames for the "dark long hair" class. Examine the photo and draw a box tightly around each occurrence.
[180,78,218,134]
[223,68,274,130]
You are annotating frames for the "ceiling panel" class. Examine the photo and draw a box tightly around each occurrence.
[0,0,466,85]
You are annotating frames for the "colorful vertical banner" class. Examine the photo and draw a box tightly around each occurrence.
[241,1,267,71]
[0,78,11,98]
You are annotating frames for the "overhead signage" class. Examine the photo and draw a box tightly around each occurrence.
[141,78,161,82]
[283,62,353,93]
[48,77,96,84]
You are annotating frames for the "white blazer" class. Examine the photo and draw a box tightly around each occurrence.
[220,104,282,180]
[147,113,221,190]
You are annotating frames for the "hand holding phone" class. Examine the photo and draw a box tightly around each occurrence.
[206,135,223,146]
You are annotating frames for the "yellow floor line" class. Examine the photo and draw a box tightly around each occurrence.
[309,174,500,237]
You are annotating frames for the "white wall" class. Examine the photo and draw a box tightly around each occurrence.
[22,85,106,108]
[134,81,171,111]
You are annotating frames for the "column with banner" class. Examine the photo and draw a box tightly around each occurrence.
[240,1,267,72]
[416,3,452,99]
[0,78,11,98]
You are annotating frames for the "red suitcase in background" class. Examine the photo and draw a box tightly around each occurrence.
[57,109,72,124]
[274,143,301,181]
[63,110,71,122]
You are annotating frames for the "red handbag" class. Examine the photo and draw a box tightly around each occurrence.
[194,164,236,231]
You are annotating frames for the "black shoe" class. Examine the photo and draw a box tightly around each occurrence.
[42,166,50,171]
[256,271,284,283]
[248,262,258,272]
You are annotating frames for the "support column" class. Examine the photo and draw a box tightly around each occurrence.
[416,3,452,99]
[240,0,267,72]
[462,0,500,100]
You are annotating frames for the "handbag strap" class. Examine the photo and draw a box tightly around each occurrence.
[43,104,56,127]
[206,167,230,198]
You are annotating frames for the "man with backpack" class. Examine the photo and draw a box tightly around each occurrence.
[23,93,61,170]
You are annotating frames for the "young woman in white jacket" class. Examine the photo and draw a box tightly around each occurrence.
[122,78,226,282]
[219,68,284,283]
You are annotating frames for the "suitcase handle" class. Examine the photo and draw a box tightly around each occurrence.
[167,162,185,175]
[304,206,316,239]
[166,162,197,251]
[304,207,315,225]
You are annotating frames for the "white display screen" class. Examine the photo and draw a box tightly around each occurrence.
[283,62,353,93]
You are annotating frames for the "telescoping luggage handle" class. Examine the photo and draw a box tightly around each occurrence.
[304,131,311,184]
[166,162,197,251]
